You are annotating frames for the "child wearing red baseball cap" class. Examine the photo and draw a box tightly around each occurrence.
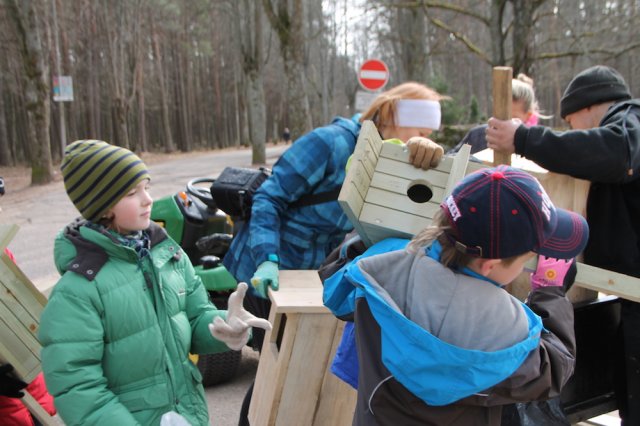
[324,165,589,425]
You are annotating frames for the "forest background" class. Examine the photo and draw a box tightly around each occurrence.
[1,0,639,185]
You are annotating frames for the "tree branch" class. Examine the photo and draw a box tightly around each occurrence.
[379,1,490,25]
[426,15,491,64]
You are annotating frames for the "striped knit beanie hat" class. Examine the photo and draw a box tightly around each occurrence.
[61,140,150,222]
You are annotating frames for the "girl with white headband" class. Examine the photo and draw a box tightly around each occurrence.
[224,81,447,425]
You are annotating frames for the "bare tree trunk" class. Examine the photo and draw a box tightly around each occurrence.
[262,0,313,139]
[510,0,545,75]
[236,0,267,163]
[489,0,508,66]
[152,24,174,152]
[0,73,13,166]
[6,0,54,184]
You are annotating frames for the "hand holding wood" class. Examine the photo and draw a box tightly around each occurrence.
[406,137,444,170]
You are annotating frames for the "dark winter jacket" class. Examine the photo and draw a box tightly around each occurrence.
[324,240,576,425]
[39,220,229,425]
[513,99,640,277]
[448,124,489,155]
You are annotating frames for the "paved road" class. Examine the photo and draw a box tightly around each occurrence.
[1,144,287,426]
[3,145,288,293]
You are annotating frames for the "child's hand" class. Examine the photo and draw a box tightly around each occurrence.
[406,137,444,170]
[530,255,574,291]
[208,282,272,350]
[250,261,279,298]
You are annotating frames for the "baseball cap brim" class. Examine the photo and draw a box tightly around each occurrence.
[536,208,589,259]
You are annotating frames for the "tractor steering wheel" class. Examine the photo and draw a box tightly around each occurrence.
[186,177,217,209]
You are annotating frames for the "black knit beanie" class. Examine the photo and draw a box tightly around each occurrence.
[560,65,631,119]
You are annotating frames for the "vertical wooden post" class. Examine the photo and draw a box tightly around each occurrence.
[492,66,512,166]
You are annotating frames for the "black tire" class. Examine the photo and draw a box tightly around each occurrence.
[197,350,242,387]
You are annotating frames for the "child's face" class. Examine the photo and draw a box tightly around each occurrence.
[486,251,536,286]
[107,180,153,233]
[511,99,532,123]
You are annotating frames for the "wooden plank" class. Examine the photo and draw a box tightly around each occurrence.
[492,66,512,166]
[0,229,47,384]
[360,203,434,241]
[443,144,471,197]
[574,262,640,303]
[351,121,381,180]
[359,139,379,180]
[339,120,385,248]
[0,316,41,382]
[365,187,440,219]
[249,312,299,426]
[369,172,446,198]
[22,392,58,426]
[537,172,590,218]
[276,314,338,425]
[380,142,456,176]
[348,163,373,200]
[0,224,19,252]
[338,186,372,248]
[313,321,357,426]
[0,258,46,334]
[278,270,323,288]
[376,157,450,186]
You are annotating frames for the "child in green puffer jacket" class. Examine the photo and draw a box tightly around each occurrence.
[39,140,271,426]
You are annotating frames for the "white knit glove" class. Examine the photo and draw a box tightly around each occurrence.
[208,282,273,350]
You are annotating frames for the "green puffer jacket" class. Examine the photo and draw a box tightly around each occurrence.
[39,220,230,425]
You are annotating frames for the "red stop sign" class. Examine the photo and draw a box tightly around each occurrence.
[358,59,389,91]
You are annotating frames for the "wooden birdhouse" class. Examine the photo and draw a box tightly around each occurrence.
[339,120,640,304]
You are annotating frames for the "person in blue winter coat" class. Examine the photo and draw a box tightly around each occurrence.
[224,82,447,425]
[324,165,589,425]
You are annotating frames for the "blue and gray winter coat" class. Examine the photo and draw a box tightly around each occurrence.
[324,239,576,426]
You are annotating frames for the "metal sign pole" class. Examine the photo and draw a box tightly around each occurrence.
[52,0,67,158]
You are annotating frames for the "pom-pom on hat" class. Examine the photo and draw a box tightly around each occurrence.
[560,65,631,119]
[61,140,150,222]
[441,166,589,260]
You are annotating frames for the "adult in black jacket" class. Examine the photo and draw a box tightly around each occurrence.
[486,65,639,425]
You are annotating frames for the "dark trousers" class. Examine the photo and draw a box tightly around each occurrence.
[238,291,271,425]
[617,300,640,425]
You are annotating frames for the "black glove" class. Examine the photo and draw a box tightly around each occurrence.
[0,364,27,398]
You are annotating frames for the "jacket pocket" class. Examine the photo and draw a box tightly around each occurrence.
[188,361,203,384]
[116,380,171,412]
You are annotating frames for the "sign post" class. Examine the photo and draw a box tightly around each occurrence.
[358,59,389,92]
[355,59,390,112]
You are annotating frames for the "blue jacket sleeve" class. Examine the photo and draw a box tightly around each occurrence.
[323,238,410,318]
[248,118,360,266]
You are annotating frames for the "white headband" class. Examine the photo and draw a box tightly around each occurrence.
[395,99,441,130]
